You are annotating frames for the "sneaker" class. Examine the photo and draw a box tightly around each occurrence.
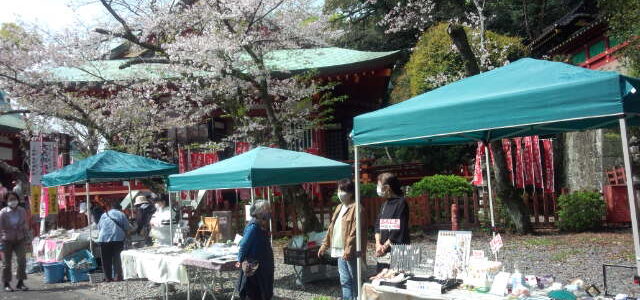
[15,283,28,291]
[4,286,13,292]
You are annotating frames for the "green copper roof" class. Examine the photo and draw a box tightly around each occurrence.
[51,47,400,82]
[0,92,25,132]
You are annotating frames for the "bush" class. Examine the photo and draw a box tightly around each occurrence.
[408,175,473,198]
[557,191,605,232]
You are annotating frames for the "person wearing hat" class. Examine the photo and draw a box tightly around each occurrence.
[133,195,155,246]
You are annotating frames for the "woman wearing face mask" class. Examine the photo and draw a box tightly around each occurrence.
[374,172,410,273]
[236,200,274,300]
[318,179,366,300]
[0,192,30,292]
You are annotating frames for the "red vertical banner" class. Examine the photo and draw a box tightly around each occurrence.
[472,142,485,186]
[531,136,544,189]
[523,137,534,186]
[235,142,250,155]
[69,185,76,208]
[57,154,66,210]
[178,149,187,173]
[178,148,188,201]
[542,140,555,194]
[502,139,514,185]
[514,138,525,189]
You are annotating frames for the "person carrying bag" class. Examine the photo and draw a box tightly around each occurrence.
[97,203,130,282]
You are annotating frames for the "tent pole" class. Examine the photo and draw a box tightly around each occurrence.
[168,190,173,246]
[267,186,273,245]
[86,182,93,254]
[484,143,496,237]
[127,180,132,218]
[619,117,640,276]
[251,188,255,205]
[354,146,363,300]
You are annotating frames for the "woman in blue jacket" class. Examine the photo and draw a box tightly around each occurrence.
[237,200,274,300]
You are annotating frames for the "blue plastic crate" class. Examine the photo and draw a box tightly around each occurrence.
[67,268,90,283]
[42,262,66,284]
[63,250,97,272]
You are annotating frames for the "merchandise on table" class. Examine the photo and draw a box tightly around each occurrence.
[33,226,94,263]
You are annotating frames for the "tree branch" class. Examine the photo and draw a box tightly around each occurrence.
[0,109,30,116]
[117,57,171,69]
[94,28,165,54]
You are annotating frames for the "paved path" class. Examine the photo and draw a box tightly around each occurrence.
[0,272,110,300]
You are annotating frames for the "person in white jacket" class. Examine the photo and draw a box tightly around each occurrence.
[149,195,175,246]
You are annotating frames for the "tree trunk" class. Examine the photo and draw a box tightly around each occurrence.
[447,24,531,233]
[0,160,28,183]
[281,185,322,233]
[447,23,481,77]
[489,141,531,234]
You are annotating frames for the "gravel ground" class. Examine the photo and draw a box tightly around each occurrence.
[22,229,640,299]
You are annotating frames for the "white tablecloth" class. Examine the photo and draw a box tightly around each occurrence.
[363,284,506,300]
[121,247,191,284]
[33,238,90,263]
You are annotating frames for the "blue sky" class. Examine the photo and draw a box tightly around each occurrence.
[1,0,113,31]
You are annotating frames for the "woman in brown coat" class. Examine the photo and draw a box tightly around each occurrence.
[318,179,366,300]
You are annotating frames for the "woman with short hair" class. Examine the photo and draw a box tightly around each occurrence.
[97,202,130,282]
[318,179,366,300]
[0,192,30,292]
[374,172,410,272]
[236,200,274,300]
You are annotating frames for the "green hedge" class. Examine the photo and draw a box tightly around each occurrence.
[408,174,473,198]
[557,191,605,232]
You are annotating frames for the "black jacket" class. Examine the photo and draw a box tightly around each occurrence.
[375,197,410,247]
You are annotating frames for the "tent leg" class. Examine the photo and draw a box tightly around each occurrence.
[619,118,640,276]
[127,180,132,217]
[354,146,363,300]
[268,187,273,245]
[484,143,496,237]
[169,190,173,246]
[86,182,93,254]
[250,188,255,205]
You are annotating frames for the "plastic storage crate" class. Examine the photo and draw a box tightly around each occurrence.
[67,268,90,283]
[283,246,320,266]
[63,250,97,272]
[42,262,66,284]
[88,272,104,284]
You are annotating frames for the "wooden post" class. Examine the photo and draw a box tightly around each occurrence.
[451,202,459,231]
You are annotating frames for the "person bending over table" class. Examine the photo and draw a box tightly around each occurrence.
[0,192,30,292]
[237,200,274,300]
[133,195,155,246]
[97,202,130,282]
[374,172,410,273]
[318,179,366,300]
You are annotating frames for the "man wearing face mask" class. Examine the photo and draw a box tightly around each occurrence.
[0,192,30,292]
[374,172,410,273]
[318,179,366,300]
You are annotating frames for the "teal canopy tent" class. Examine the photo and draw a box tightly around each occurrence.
[42,150,178,187]
[350,58,640,294]
[41,150,177,252]
[353,58,640,146]
[168,146,352,191]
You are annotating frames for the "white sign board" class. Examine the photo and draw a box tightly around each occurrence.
[433,231,472,280]
[29,141,58,185]
[490,234,503,254]
[380,218,401,230]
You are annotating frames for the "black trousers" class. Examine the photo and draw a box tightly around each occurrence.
[100,241,124,280]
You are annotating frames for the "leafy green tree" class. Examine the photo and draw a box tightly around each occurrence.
[600,0,640,76]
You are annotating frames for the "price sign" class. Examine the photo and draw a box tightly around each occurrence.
[490,233,503,254]
[380,219,400,230]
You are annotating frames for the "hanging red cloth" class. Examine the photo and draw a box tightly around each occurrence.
[514,137,525,189]
[235,142,251,155]
[542,139,555,194]
[472,142,485,186]
[531,136,544,189]
[57,154,66,210]
[178,148,188,201]
[523,137,534,186]
[502,139,514,185]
